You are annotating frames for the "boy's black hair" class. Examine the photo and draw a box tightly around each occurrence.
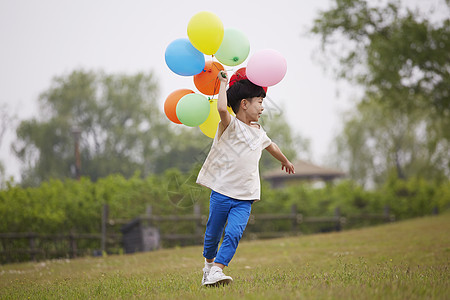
[226,79,266,114]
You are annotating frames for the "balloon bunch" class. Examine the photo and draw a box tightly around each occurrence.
[164,11,287,138]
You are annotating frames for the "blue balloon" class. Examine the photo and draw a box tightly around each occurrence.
[165,38,205,76]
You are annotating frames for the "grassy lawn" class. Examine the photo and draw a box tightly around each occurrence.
[1,213,449,299]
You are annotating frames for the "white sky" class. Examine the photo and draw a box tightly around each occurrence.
[0,0,447,181]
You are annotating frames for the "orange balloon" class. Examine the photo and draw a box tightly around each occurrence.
[164,89,194,124]
[194,61,224,95]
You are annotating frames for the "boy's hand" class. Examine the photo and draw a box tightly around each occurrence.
[218,71,228,83]
[281,161,295,174]
[265,143,295,174]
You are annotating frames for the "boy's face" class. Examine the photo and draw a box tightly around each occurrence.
[242,97,264,122]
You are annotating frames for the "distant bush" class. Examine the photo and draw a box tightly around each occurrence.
[255,177,450,220]
[1,169,448,234]
[0,168,212,235]
[0,169,450,233]
[0,167,448,262]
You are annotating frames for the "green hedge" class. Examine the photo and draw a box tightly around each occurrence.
[257,178,450,218]
[0,168,212,235]
[1,168,448,262]
[1,170,449,234]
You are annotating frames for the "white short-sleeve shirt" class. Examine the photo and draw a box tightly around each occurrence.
[196,116,272,201]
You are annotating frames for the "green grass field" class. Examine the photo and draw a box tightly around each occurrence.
[1,214,449,299]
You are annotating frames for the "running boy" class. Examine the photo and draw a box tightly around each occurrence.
[196,70,295,286]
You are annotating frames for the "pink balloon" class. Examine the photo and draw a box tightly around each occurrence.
[246,49,287,87]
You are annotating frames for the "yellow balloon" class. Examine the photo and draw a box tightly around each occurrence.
[199,99,235,138]
[187,11,224,55]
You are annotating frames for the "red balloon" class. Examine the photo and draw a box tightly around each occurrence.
[229,67,268,92]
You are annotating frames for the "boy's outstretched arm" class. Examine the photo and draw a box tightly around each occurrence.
[217,71,231,129]
[265,142,295,174]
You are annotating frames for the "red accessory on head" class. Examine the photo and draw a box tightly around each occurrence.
[229,67,268,92]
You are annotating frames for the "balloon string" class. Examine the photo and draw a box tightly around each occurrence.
[209,63,237,95]
[201,57,239,94]
[211,62,222,96]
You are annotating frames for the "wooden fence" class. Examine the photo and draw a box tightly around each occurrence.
[0,204,395,263]
[113,204,395,244]
[0,232,111,263]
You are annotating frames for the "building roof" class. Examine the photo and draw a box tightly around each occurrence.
[263,159,346,181]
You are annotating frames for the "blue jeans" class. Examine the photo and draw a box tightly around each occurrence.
[203,190,253,266]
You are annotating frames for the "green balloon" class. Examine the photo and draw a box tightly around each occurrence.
[176,93,210,127]
[215,28,250,66]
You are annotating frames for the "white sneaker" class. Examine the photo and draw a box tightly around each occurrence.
[202,266,210,285]
[202,261,214,285]
[203,266,233,286]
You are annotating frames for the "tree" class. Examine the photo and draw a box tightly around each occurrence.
[332,98,449,186]
[311,0,449,114]
[310,0,450,184]
[0,105,11,148]
[13,70,209,185]
[13,69,310,186]
[0,104,16,187]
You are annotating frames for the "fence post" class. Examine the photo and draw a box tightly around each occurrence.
[334,207,341,231]
[384,205,390,222]
[291,204,298,234]
[29,233,36,261]
[145,205,153,226]
[432,206,439,215]
[194,204,202,244]
[69,230,77,258]
[101,204,109,254]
